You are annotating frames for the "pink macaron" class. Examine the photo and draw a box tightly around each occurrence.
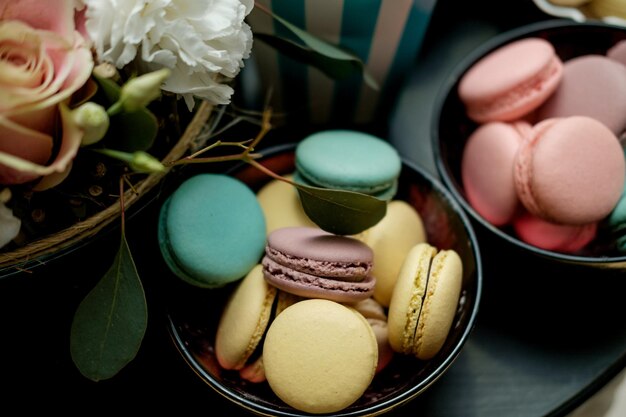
[536,54,626,135]
[513,211,598,253]
[262,227,375,303]
[458,37,563,123]
[461,121,529,226]
[514,116,625,225]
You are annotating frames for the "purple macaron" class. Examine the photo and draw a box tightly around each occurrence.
[262,227,375,303]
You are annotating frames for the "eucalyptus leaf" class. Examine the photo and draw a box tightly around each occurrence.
[104,109,158,152]
[255,15,378,90]
[70,236,148,382]
[295,183,387,235]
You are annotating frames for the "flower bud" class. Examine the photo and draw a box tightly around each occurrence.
[129,151,166,173]
[73,102,110,146]
[119,69,171,112]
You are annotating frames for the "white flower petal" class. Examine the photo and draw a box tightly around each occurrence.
[84,0,253,106]
[0,203,21,249]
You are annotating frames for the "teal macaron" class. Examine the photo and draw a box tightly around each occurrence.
[158,174,266,288]
[294,130,402,200]
[608,182,626,252]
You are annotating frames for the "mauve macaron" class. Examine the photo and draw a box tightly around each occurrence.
[536,54,626,135]
[458,37,563,123]
[514,116,625,225]
[262,226,375,303]
[158,174,266,288]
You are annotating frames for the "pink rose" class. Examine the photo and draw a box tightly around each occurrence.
[0,0,93,189]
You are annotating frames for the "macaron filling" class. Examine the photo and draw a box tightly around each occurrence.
[262,256,375,302]
[401,245,435,354]
[264,246,372,281]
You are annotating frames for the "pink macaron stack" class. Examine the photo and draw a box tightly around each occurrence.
[458,36,626,254]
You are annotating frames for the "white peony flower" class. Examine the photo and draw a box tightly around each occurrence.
[83,0,253,110]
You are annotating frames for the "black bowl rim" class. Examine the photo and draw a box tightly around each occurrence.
[166,142,484,417]
[431,18,626,267]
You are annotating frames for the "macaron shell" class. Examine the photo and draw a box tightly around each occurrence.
[256,176,316,234]
[158,174,266,287]
[215,265,277,370]
[458,37,562,123]
[295,130,401,197]
[413,249,463,360]
[362,200,427,307]
[265,226,373,279]
[513,211,597,253]
[387,243,437,355]
[514,116,626,225]
[536,55,626,135]
[262,299,377,414]
[461,121,526,226]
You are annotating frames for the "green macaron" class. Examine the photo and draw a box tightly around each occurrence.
[158,174,266,288]
[294,130,401,200]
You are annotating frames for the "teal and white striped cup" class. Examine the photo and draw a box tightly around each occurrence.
[243,0,437,128]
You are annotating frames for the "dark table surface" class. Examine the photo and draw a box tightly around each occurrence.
[2,0,626,414]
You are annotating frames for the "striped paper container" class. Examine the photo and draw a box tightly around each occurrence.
[243,0,437,128]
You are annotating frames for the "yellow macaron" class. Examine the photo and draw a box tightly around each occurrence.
[360,200,426,307]
[262,299,378,414]
[387,243,462,360]
[215,265,277,371]
[256,175,317,235]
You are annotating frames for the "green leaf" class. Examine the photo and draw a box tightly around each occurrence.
[70,236,148,382]
[255,14,378,90]
[104,109,158,152]
[295,183,387,235]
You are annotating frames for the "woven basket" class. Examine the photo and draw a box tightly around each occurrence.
[0,100,214,272]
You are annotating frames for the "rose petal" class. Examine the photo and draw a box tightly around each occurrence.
[0,0,75,41]
[0,103,82,187]
[0,113,53,184]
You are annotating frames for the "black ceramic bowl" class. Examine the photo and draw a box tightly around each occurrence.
[432,19,626,269]
[165,143,482,416]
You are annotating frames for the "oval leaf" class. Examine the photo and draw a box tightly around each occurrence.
[254,12,378,90]
[295,183,387,235]
[70,236,148,382]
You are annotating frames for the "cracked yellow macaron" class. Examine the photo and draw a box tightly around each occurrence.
[387,243,462,360]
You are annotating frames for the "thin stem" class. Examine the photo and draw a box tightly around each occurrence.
[119,176,126,236]
[244,157,294,186]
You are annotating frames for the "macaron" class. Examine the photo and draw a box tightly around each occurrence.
[458,37,563,123]
[514,116,625,225]
[294,130,402,200]
[461,121,528,226]
[158,174,267,287]
[262,299,378,414]
[607,40,626,67]
[262,226,375,303]
[215,265,277,372]
[536,54,626,135]
[256,175,316,235]
[608,182,626,252]
[588,0,626,19]
[387,243,462,360]
[349,297,394,373]
[513,211,598,253]
[359,200,427,307]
